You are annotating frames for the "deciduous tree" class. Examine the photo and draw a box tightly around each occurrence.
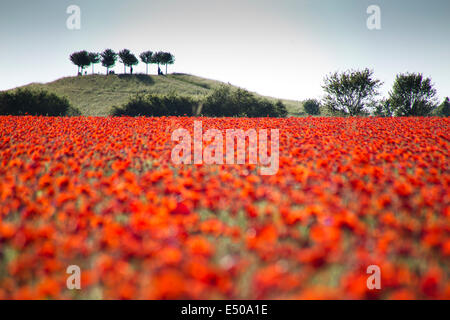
[152,51,164,74]
[322,69,382,116]
[139,51,153,75]
[437,97,450,117]
[88,52,101,74]
[69,50,90,75]
[100,49,118,74]
[303,99,321,115]
[161,52,175,75]
[119,49,139,74]
[388,73,438,116]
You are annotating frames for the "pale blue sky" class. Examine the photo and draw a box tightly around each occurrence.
[0,0,449,101]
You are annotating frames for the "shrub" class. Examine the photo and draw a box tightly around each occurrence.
[0,89,77,116]
[201,86,241,117]
[435,97,450,117]
[202,86,287,118]
[372,99,393,117]
[112,93,196,117]
[303,99,321,115]
[275,100,288,118]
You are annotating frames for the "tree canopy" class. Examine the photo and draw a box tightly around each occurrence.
[71,49,175,75]
[152,51,165,73]
[322,69,382,116]
[437,97,450,117]
[388,73,438,116]
[100,49,118,74]
[118,49,139,74]
[88,52,101,74]
[69,51,90,75]
[160,52,175,74]
[303,99,321,115]
[139,51,153,74]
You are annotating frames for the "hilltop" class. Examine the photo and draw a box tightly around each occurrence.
[13,73,304,116]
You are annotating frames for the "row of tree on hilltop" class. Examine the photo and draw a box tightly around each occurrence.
[70,49,175,75]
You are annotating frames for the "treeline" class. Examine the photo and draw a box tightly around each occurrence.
[303,69,449,117]
[0,86,288,118]
[0,89,80,116]
[2,66,448,118]
[70,49,174,75]
[112,86,288,118]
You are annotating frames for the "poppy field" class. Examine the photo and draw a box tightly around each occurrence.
[0,116,448,300]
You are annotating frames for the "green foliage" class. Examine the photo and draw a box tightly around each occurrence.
[69,51,90,74]
[151,52,162,74]
[303,99,321,115]
[372,98,393,117]
[112,93,196,117]
[322,69,382,116]
[275,100,288,118]
[139,51,153,74]
[0,89,78,116]
[202,86,247,117]
[139,51,153,64]
[161,52,175,65]
[388,73,438,116]
[17,74,300,116]
[435,97,450,117]
[118,49,139,74]
[100,49,118,74]
[112,86,288,118]
[152,51,164,67]
[88,52,101,74]
[88,52,100,64]
[160,52,175,74]
[202,86,288,118]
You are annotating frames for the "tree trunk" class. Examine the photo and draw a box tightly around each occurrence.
[166,64,168,75]
[124,64,126,74]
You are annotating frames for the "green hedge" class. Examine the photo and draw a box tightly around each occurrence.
[112,93,197,116]
[201,86,287,118]
[112,87,288,118]
[0,89,79,116]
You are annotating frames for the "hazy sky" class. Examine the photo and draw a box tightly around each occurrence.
[1,0,449,101]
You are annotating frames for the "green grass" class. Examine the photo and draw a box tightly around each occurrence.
[11,73,305,116]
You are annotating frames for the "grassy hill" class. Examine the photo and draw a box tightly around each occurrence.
[13,73,304,116]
